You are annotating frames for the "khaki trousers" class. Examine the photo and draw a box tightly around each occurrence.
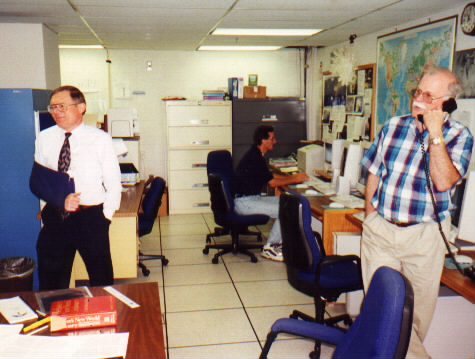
[361,211,450,359]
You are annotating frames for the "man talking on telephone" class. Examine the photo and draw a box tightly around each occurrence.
[360,66,473,358]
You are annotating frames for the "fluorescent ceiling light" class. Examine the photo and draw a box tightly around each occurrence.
[58,45,104,49]
[212,28,321,36]
[198,45,282,51]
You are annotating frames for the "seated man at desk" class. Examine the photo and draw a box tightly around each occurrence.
[233,125,308,261]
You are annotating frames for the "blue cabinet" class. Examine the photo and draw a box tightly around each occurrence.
[0,88,51,289]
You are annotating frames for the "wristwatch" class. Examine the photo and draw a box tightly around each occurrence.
[430,136,444,145]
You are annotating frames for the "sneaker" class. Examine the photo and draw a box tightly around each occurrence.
[261,243,284,262]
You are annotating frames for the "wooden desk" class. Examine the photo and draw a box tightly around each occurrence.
[0,281,165,359]
[346,212,475,304]
[71,181,146,286]
[280,188,363,255]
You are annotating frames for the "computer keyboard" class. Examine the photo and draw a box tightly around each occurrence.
[306,176,337,196]
[330,194,365,209]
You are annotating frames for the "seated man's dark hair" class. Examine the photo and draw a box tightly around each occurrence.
[253,125,274,146]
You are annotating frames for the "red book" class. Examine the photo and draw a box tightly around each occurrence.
[50,296,117,332]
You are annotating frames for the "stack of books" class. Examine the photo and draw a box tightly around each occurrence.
[202,89,226,101]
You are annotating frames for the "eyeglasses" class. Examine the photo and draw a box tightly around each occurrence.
[47,103,79,113]
[413,89,449,104]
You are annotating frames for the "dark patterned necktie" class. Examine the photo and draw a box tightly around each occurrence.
[58,132,72,173]
[58,132,72,219]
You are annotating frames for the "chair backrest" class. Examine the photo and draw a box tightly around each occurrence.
[279,191,324,273]
[139,176,166,237]
[208,172,234,222]
[333,266,414,359]
[207,150,234,180]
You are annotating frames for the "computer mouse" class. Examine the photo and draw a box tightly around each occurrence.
[329,202,345,209]
[304,189,319,196]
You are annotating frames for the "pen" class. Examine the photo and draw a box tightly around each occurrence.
[23,316,51,333]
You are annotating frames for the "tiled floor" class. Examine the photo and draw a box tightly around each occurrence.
[118,213,341,358]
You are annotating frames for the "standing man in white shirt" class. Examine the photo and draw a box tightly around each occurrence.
[33,85,122,290]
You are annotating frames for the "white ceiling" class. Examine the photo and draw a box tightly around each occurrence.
[0,0,468,50]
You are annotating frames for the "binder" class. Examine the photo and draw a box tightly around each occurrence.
[29,161,75,208]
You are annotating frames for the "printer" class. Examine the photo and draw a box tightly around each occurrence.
[108,108,139,138]
[119,163,139,186]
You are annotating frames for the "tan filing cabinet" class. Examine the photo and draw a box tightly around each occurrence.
[166,101,232,214]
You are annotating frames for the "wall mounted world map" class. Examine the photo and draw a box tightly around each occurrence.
[375,17,456,136]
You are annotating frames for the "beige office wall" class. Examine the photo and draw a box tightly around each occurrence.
[0,23,60,89]
[59,48,304,180]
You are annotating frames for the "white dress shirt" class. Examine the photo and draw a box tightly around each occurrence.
[35,123,122,220]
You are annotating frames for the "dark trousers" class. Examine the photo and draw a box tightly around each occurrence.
[36,203,114,290]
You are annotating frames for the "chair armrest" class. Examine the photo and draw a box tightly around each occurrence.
[271,318,346,346]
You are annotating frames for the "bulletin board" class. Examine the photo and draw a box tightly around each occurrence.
[321,63,375,142]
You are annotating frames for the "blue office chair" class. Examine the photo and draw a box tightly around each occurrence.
[138,176,169,276]
[260,266,414,359]
[203,150,268,263]
[277,190,363,358]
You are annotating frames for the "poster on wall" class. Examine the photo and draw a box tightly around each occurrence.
[453,48,475,99]
[374,16,456,136]
[322,75,346,141]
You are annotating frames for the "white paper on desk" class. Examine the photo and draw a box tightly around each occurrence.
[0,324,23,336]
[0,332,129,359]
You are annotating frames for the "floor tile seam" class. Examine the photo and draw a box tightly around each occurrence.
[243,303,315,310]
[167,339,261,349]
[161,281,237,288]
[165,306,250,315]
[158,218,171,359]
[232,278,293,284]
[165,305,245,314]
[221,258,263,350]
[162,280,232,287]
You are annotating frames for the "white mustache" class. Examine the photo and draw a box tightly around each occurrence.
[413,100,427,110]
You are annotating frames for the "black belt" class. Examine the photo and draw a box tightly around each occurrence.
[76,204,102,212]
[387,219,418,227]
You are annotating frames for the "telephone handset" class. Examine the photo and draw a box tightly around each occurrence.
[417,97,457,124]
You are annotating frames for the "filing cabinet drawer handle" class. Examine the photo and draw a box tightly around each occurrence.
[192,183,208,188]
[191,140,209,145]
[192,163,207,168]
[193,202,210,207]
[189,119,209,125]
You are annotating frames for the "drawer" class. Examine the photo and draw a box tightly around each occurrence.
[167,104,231,126]
[169,170,208,190]
[169,189,211,214]
[168,127,231,148]
[168,149,230,170]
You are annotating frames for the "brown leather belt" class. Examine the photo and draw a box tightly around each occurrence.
[387,219,418,227]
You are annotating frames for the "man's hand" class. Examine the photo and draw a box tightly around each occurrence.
[65,192,81,212]
[293,172,309,183]
[423,109,445,138]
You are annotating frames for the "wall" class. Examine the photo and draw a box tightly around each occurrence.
[59,48,305,180]
[0,23,60,89]
[315,3,475,139]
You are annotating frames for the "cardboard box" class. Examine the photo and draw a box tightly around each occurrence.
[243,86,266,99]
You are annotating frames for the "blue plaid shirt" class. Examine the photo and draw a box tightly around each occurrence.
[361,115,473,223]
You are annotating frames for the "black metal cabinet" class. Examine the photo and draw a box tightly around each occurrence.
[232,98,306,167]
